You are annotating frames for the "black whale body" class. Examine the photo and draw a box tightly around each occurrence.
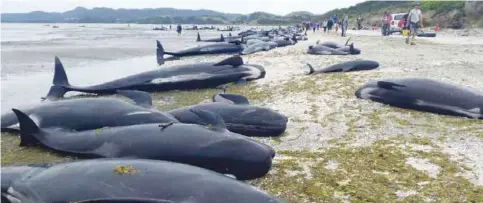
[169,94,288,137]
[12,108,275,180]
[306,60,380,74]
[2,159,285,203]
[196,33,225,42]
[355,78,483,119]
[45,55,265,100]
[157,40,244,65]
[2,90,178,133]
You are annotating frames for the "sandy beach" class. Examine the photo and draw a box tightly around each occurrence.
[2,25,483,202]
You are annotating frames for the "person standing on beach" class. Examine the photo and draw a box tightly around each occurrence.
[312,22,317,33]
[381,11,392,36]
[333,14,339,34]
[356,16,362,30]
[176,24,182,36]
[327,18,334,34]
[305,22,311,32]
[322,20,328,33]
[341,14,349,37]
[406,2,423,45]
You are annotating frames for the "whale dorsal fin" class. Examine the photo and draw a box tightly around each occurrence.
[213,93,250,105]
[189,108,226,132]
[213,55,243,67]
[11,109,43,147]
[306,63,315,75]
[220,34,225,41]
[377,81,406,90]
[116,90,153,108]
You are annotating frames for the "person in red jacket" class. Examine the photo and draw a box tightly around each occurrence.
[381,11,393,36]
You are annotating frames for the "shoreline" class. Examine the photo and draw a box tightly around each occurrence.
[2,29,483,202]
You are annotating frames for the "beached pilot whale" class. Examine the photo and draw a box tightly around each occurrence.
[157,40,244,65]
[306,60,380,74]
[355,78,483,119]
[2,159,285,203]
[315,38,361,55]
[1,90,178,133]
[307,44,353,55]
[12,108,275,180]
[196,32,225,42]
[44,55,265,100]
[241,41,278,55]
[169,93,288,137]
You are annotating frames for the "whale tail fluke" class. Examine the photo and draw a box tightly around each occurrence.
[44,57,71,101]
[349,43,355,54]
[11,109,42,147]
[306,63,315,75]
[156,40,166,65]
[292,34,298,44]
[196,32,201,42]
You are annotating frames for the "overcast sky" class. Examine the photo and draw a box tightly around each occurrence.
[2,0,366,15]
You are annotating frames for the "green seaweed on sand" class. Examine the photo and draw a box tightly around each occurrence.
[1,133,75,165]
[114,165,138,175]
[251,138,483,202]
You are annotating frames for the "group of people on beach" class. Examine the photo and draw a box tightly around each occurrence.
[302,13,351,37]
[381,2,423,45]
[300,2,424,44]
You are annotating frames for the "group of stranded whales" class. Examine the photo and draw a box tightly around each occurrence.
[11,107,275,180]
[157,28,302,64]
[307,38,361,55]
[2,90,288,138]
[2,27,482,203]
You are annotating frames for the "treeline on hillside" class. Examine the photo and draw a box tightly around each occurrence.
[2,1,482,27]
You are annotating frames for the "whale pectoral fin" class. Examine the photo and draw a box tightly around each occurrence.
[189,108,227,132]
[116,90,153,108]
[414,100,482,119]
[214,55,244,67]
[377,81,406,90]
[234,78,248,86]
[74,198,175,203]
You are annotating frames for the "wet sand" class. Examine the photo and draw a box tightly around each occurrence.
[1,25,483,202]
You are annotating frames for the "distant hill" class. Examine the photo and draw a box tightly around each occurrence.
[1,7,243,24]
[2,1,482,27]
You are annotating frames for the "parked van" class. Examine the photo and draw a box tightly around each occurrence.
[390,13,407,34]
